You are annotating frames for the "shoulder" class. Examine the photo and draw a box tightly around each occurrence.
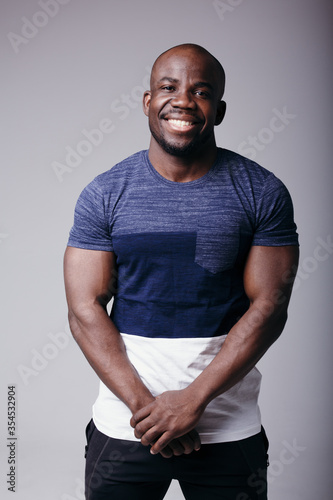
[216,148,289,194]
[216,148,273,181]
[77,150,147,207]
[217,151,299,245]
[92,150,147,190]
[72,150,147,216]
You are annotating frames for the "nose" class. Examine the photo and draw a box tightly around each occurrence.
[171,88,196,109]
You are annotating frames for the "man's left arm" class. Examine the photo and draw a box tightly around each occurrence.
[130,245,299,454]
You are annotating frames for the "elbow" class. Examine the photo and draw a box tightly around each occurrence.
[271,310,288,342]
[251,299,289,343]
[67,306,98,342]
[67,309,80,341]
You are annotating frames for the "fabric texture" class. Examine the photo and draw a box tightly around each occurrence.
[85,419,269,500]
[92,333,262,443]
[68,148,299,443]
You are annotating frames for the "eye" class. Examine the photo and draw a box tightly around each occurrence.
[194,90,210,98]
[161,85,175,92]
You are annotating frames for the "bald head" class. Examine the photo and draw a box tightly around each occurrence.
[151,43,226,99]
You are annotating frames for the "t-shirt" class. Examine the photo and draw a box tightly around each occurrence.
[68,148,298,443]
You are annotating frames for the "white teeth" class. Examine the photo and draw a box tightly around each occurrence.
[168,119,193,127]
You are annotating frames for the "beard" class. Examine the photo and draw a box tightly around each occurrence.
[149,123,208,157]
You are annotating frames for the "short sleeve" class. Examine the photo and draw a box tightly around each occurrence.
[67,179,113,251]
[252,174,299,246]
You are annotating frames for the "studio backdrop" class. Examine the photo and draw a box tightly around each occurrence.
[1,1,332,499]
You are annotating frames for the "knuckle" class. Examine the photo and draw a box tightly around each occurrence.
[141,429,157,447]
[169,440,184,456]
[141,435,150,446]
[179,440,192,455]
[134,423,143,435]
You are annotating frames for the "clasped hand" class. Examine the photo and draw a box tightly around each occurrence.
[130,389,203,458]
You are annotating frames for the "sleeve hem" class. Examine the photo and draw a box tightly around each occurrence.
[67,241,114,252]
[251,238,299,247]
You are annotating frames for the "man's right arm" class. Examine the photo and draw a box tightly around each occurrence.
[64,246,155,413]
[63,246,200,457]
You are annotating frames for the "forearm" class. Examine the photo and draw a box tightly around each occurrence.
[68,305,154,414]
[131,246,299,455]
[188,299,287,408]
[130,302,288,454]
[64,247,200,457]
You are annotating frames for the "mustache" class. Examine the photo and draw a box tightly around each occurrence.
[160,111,201,122]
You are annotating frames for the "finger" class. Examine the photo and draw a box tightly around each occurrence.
[169,430,201,455]
[149,438,174,459]
[130,403,154,428]
[188,429,201,451]
[140,426,162,447]
[157,445,173,459]
[167,439,185,456]
[152,431,201,456]
[150,431,173,455]
[173,435,196,455]
[133,418,155,439]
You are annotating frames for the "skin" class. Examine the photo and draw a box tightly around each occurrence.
[64,44,299,458]
[64,248,201,458]
[143,44,226,182]
[130,245,299,454]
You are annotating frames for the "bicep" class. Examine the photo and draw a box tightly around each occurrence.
[243,245,299,307]
[64,247,116,311]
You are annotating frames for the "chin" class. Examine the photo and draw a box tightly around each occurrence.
[156,137,201,157]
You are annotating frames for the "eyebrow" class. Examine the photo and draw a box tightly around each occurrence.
[157,77,179,84]
[193,81,214,91]
[157,77,214,91]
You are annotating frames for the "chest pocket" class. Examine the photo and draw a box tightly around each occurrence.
[195,228,239,275]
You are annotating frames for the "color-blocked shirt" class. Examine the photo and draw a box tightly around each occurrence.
[68,148,298,442]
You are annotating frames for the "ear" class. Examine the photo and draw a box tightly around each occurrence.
[143,90,151,117]
[215,100,226,125]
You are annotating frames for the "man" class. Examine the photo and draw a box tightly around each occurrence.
[64,43,299,500]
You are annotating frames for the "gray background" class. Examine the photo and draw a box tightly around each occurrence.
[1,0,332,498]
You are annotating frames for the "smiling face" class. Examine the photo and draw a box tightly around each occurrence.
[143,45,226,159]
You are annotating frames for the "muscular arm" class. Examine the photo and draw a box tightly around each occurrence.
[64,247,154,412]
[64,246,200,456]
[131,245,299,454]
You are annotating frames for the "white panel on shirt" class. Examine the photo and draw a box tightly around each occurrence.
[92,333,262,443]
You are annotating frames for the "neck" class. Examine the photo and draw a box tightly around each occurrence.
[148,140,218,183]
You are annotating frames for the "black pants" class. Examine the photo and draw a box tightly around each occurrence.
[85,420,269,500]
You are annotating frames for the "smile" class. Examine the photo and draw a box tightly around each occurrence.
[164,117,201,133]
[168,119,195,127]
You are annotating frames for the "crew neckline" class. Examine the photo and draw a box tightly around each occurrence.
[144,148,223,187]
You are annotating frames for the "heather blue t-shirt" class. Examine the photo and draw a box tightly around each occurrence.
[68,148,298,340]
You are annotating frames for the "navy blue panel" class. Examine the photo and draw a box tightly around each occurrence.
[110,232,249,338]
[67,148,298,340]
